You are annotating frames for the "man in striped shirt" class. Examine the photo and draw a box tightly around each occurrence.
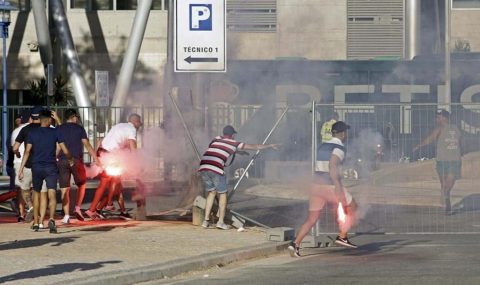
[199,125,279,230]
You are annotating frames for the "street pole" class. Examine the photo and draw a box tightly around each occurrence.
[2,21,7,174]
[0,0,14,175]
[444,0,451,111]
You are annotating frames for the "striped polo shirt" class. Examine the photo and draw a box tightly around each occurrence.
[315,137,345,174]
[199,136,245,175]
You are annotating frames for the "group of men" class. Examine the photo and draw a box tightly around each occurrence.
[9,106,143,233]
[196,109,461,258]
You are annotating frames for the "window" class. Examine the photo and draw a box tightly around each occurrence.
[70,0,166,10]
[116,0,136,10]
[452,0,480,8]
[9,0,31,12]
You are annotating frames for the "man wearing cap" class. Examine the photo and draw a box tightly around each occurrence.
[13,106,62,228]
[289,121,358,257]
[56,109,99,223]
[18,109,73,233]
[199,125,279,230]
[413,109,462,214]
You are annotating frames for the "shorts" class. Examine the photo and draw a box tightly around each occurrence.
[14,163,47,192]
[309,184,353,211]
[32,164,58,192]
[97,147,110,178]
[436,160,461,178]
[58,158,86,188]
[199,171,227,194]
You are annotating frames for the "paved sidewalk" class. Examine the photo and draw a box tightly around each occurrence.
[0,215,288,285]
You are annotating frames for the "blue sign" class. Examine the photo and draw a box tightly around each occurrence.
[189,4,212,31]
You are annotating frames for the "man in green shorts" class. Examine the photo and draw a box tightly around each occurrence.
[413,109,462,214]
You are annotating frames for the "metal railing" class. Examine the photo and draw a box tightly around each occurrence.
[311,102,480,233]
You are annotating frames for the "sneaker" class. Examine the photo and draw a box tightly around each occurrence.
[62,215,70,224]
[288,241,301,257]
[18,216,25,223]
[74,209,85,221]
[119,212,132,219]
[85,209,99,220]
[104,205,116,212]
[216,222,230,230]
[48,219,57,234]
[202,220,211,228]
[32,224,39,232]
[39,223,45,229]
[25,207,34,223]
[334,236,357,249]
[96,212,106,220]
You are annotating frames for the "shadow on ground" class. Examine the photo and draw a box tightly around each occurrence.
[0,236,79,251]
[0,260,122,283]
[453,193,480,214]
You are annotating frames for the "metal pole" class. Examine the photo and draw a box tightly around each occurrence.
[49,0,92,118]
[444,0,451,111]
[31,0,53,66]
[111,0,152,120]
[227,106,289,201]
[2,23,7,175]
[169,87,202,161]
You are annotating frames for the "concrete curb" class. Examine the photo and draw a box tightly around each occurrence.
[54,241,290,285]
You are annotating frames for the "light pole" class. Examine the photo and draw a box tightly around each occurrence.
[0,0,15,175]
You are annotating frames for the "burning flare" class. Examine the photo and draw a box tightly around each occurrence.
[337,202,346,224]
[105,165,123,176]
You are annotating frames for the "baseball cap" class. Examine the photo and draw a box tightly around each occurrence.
[223,125,237,135]
[436,109,450,119]
[20,109,31,124]
[30,106,44,120]
[331,121,350,133]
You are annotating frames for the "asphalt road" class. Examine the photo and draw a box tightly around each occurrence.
[142,233,480,285]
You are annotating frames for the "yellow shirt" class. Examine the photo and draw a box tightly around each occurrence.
[320,119,336,143]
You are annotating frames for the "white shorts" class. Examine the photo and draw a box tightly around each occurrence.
[309,184,353,211]
[14,162,47,192]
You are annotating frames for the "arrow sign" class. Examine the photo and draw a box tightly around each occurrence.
[184,56,219,64]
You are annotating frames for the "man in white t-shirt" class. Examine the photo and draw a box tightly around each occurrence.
[85,114,142,220]
[10,110,33,222]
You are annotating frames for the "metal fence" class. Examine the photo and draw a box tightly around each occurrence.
[4,103,480,233]
[312,103,480,234]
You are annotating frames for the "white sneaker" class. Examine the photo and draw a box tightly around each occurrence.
[25,207,34,223]
[216,222,230,230]
[62,215,70,224]
[201,220,211,228]
[39,223,45,229]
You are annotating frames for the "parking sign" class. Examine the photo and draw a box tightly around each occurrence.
[175,0,226,72]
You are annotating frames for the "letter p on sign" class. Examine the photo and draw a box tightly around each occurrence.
[190,4,212,31]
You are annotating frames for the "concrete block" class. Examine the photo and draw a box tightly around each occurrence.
[266,227,295,242]
[192,206,204,226]
[193,195,206,209]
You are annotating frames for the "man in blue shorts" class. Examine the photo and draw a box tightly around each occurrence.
[18,109,74,233]
[198,125,279,230]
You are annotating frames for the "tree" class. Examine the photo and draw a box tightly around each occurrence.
[27,75,74,106]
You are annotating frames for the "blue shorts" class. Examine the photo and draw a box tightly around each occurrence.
[32,164,58,192]
[199,171,227,194]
